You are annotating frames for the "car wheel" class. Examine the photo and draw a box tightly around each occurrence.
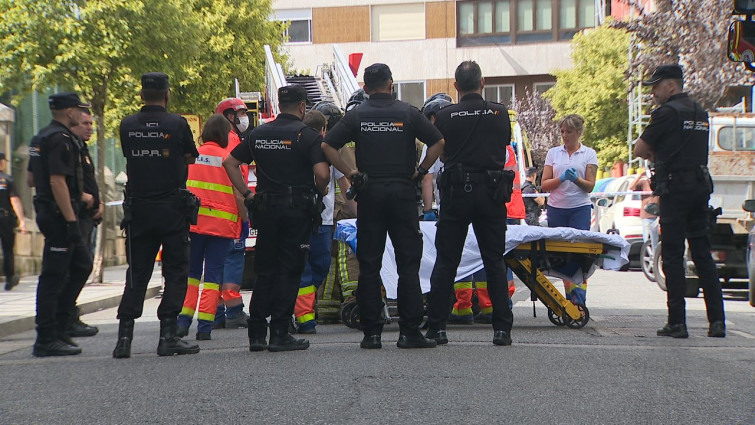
[641,239,656,282]
[653,242,667,291]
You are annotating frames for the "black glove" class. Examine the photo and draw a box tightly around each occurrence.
[66,221,81,245]
[244,196,254,212]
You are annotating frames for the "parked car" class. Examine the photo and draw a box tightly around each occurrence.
[590,177,615,232]
[593,175,644,270]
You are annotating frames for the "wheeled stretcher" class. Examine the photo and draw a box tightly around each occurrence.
[333,220,630,329]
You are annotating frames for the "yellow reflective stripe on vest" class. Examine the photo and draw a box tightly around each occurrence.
[198,207,238,223]
[476,281,488,289]
[298,285,316,296]
[202,282,220,291]
[187,180,234,195]
[188,277,200,287]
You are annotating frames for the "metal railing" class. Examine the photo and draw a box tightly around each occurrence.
[332,45,360,107]
[264,45,287,117]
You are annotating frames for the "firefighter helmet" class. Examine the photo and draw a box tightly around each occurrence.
[421,95,452,119]
[215,97,247,115]
[345,88,369,112]
[312,101,343,130]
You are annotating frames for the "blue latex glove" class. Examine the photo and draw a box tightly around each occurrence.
[565,168,579,182]
[423,211,438,221]
[558,170,569,182]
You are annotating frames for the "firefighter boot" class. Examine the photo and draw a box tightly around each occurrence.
[113,319,134,359]
[157,318,200,356]
[248,320,268,352]
[268,323,309,352]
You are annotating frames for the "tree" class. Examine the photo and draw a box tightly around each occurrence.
[614,0,755,109]
[0,0,287,281]
[511,89,560,171]
[543,25,630,165]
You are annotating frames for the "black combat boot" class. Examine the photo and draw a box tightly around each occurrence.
[33,335,82,357]
[113,319,135,359]
[248,320,268,352]
[267,323,309,352]
[68,306,99,337]
[157,318,200,356]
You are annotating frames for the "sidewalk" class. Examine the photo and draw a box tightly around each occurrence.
[0,264,163,338]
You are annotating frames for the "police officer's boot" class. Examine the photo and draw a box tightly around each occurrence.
[248,320,268,352]
[157,318,200,356]
[267,323,309,352]
[68,306,99,337]
[113,319,135,359]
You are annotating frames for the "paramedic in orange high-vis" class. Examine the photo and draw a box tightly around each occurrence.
[177,114,240,340]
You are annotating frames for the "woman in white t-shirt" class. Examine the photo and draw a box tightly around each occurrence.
[541,114,598,306]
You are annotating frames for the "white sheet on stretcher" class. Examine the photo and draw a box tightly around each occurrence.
[335,220,630,298]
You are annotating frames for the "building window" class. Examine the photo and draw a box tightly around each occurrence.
[534,82,555,95]
[457,0,599,46]
[457,1,512,46]
[483,84,515,108]
[372,4,426,41]
[275,9,312,44]
[559,0,595,40]
[393,81,426,108]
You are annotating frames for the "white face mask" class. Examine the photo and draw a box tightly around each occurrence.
[236,114,250,133]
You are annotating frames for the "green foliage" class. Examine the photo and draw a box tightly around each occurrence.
[0,0,287,135]
[543,25,630,166]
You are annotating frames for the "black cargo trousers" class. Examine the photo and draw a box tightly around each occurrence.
[355,178,424,337]
[117,199,190,321]
[427,179,513,333]
[34,201,93,343]
[660,176,725,326]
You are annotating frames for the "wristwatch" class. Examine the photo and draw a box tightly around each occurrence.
[416,165,429,177]
[242,190,252,198]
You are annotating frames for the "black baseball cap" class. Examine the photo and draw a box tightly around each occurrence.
[526,167,538,177]
[48,92,92,110]
[363,63,392,87]
[642,65,683,86]
[141,72,170,90]
[278,85,310,104]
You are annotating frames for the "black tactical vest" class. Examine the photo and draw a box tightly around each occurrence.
[354,100,416,178]
[657,98,709,170]
[121,110,188,198]
[248,119,314,193]
[28,122,82,201]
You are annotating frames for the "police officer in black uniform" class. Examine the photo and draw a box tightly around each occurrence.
[224,85,329,352]
[66,108,102,337]
[323,63,445,349]
[634,65,725,338]
[28,92,94,357]
[425,60,514,346]
[113,72,201,358]
[0,152,25,291]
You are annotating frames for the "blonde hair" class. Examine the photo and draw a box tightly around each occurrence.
[558,114,584,134]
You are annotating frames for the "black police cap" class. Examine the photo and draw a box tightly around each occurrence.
[642,65,683,86]
[141,72,170,90]
[278,85,310,104]
[48,92,92,110]
[363,63,392,87]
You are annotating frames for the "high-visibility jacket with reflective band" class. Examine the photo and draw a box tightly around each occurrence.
[187,141,240,238]
[505,145,525,219]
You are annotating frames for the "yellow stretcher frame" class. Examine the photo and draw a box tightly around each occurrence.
[504,240,607,329]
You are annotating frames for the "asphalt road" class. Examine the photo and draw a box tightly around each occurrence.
[1,269,753,424]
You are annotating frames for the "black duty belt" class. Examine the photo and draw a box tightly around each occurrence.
[669,169,702,180]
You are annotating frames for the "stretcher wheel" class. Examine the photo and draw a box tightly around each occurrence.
[564,304,590,329]
[340,302,357,328]
[349,305,363,330]
[547,308,566,327]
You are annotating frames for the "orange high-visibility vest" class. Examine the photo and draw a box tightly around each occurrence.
[187,141,240,238]
[505,145,525,219]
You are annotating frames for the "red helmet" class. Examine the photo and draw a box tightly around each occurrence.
[215,97,247,115]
